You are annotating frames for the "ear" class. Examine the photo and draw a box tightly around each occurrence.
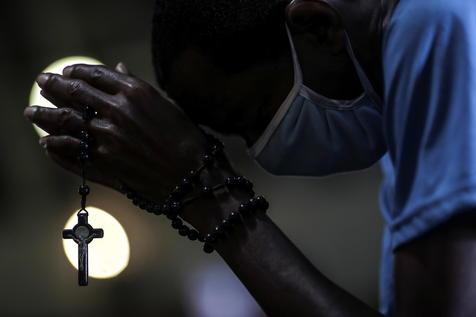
[286,0,345,54]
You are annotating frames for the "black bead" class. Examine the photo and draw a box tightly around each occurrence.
[78,185,90,196]
[198,235,206,243]
[188,230,199,241]
[152,204,162,215]
[126,192,135,200]
[255,196,270,210]
[204,233,216,244]
[221,219,231,229]
[181,177,193,191]
[179,226,190,237]
[214,226,225,239]
[224,177,232,186]
[229,211,241,224]
[80,131,89,140]
[188,170,199,182]
[162,203,170,214]
[170,201,182,212]
[79,153,90,161]
[203,243,214,254]
[239,202,250,213]
[132,199,140,206]
[166,213,178,220]
[201,186,212,195]
[139,202,148,210]
[202,154,214,166]
[171,218,183,229]
[80,141,89,152]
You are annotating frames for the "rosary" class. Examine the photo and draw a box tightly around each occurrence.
[62,106,103,286]
[61,107,270,285]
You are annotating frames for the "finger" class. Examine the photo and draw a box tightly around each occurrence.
[24,106,83,136]
[43,136,119,190]
[40,135,81,158]
[37,73,116,114]
[63,64,134,94]
[25,105,115,141]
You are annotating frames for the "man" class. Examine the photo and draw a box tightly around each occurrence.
[24,0,476,315]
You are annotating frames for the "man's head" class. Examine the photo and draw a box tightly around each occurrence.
[152,0,385,142]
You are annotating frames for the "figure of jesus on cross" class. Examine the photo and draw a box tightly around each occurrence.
[63,211,104,286]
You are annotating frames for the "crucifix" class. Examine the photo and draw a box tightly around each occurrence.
[62,105,103,286]
[63,211,104,286]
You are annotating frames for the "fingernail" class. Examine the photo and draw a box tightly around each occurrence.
[39,138,47,149]
[36,73,50,87]
[115,62,129,74]
[63,66,73,77]
[24,106,37,120]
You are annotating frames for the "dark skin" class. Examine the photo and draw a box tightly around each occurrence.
[24,0,476,315]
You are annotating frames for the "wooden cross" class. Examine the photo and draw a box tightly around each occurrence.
[63,212,104,286]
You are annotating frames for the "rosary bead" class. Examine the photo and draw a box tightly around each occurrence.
[80,131,90,141]
[170,201,182,213]
[80,141,89,152]
[166,213,178,220]
[151,204,162,215]
[181,177,193,190]
[202,154,214,166]
[171,218,183,229]
[238,202,251,214]
[78,185,90,196]
[188,230,199,241]
[255,196,270,210]
[132,199,140,206]
[213,226,225,239]
[139,202,148,210]
[126,192,135,200]
[229,211,241,224]
[221,219,231,229]
[204,233,216,244]
[198,235,206,243]
[203,243,214,254]
[178,226,190,237]
[201,186,212,195]
[79,153,90,161]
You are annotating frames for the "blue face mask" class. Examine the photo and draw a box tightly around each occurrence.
[249,26,386,176]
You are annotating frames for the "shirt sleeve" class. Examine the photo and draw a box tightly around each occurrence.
[382,0,476,249]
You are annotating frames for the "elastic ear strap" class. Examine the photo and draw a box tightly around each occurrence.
[285,24,303,87]
[343,33,383,107]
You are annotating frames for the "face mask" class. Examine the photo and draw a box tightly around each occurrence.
[249,26,386,176]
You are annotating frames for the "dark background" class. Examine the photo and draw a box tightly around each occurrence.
[0,1,383,316]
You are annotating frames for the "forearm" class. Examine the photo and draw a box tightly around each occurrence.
[184,165,381,317]
[217,210,380,317]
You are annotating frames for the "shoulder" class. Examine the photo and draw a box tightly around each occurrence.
[390,0,474,30]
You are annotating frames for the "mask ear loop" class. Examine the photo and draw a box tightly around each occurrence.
[248,24,304,157]
[343,32,383,107]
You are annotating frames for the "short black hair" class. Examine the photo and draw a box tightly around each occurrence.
[152,0,290,85]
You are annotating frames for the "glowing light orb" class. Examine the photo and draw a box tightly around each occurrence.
[29,56,102,137]
[63,206,130,279]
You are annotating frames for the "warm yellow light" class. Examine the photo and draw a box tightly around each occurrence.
[63,206,130,279]
[29,56,103,137]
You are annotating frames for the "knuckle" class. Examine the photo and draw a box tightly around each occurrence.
[91,68,104,82]
[96,145,111,157]
[67,80,82,97]
[45,74,58,89]
[58,108,73,126]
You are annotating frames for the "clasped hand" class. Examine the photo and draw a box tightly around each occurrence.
[24,63,208,202]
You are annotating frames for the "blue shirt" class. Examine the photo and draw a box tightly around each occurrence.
[380,0,476,315]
